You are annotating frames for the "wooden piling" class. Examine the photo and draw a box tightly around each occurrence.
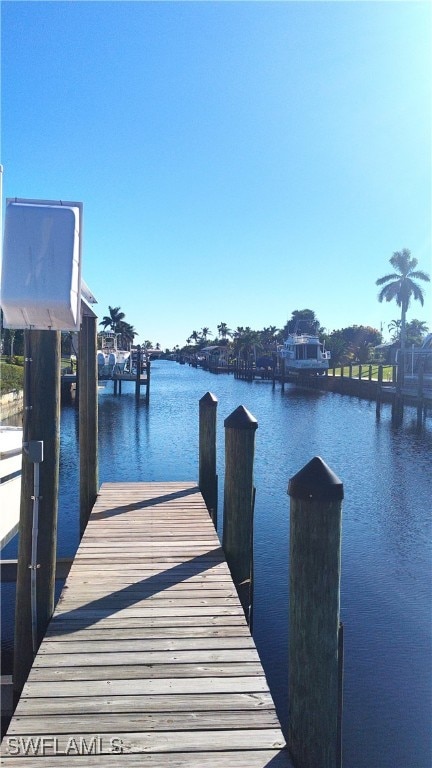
[14,329,61,702]
[79,311,99,538]
[222,405,258,623]
[417,359,424,426]
[287,456,344,768]
[392,352,404,424]
[375,364,383,419]
[146,356,151,404]
[199,392,218,527]
[135,345,141,401]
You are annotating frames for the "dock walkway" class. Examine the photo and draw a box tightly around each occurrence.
[1,482,292,766]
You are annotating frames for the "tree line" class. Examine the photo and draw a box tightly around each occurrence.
[177,250,430,366]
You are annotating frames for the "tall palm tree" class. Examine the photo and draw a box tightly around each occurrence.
[217,322,232,340]
[376,250,430,352]
[100,306,125,333]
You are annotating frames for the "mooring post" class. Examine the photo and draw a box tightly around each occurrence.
[392,351,404,424]
[222,405,258,624]
[74,357,79,406]
[79,311,99,538]
[417,359,424,427]
[146,356,151,405]
[14,329,61,702]
[199,392,218,528]
[287,456,344,768]
[375,364,383,419]
[135,345,141,401]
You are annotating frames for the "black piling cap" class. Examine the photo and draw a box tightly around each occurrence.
[288,456,344,501]
[224,405,258,430]
[199,391,218,407]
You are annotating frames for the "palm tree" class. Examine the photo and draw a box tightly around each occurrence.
[217,322,231,340]
[405,319,429,346]
[376,250,430,352]
[388,319,402,342]
[100,306,126,333]
[201,327,212,342]
[118,322,137,350]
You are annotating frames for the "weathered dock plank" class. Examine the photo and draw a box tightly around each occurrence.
[1,482,292,766]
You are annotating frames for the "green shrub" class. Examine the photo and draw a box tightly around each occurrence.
[0,361,24,395]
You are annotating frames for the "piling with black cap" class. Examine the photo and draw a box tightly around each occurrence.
[222,405,258,623]
[199,392,218,528]
[288,456,344,768]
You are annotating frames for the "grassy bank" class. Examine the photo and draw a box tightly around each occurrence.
[330,364,394,381]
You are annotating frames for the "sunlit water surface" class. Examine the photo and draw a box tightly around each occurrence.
[2,361,431,767]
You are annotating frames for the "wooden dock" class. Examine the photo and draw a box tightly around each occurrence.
[1,482,292,766]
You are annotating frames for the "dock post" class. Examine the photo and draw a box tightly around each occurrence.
[287,456,344,768]
[75,358,79,406]
[199,392,218,528]
[146,356,151,404]
[375,364,383,419]
[79,311,99,538]
[417,359,424,427]
[222,405,258,625]
[135,345,141,401]
[14,330,61,702]
[392,352,404,425]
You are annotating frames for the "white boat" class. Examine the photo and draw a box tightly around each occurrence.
[0,425,23,548]
[279,324,331,375]
[97,332,131,376]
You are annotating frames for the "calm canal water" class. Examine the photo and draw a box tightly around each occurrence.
[2,361,431,767]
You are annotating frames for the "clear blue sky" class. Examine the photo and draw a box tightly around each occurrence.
[2,1,431,350]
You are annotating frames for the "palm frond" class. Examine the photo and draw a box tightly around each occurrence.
[377,283,401,303]
[376,273,399,286]
[409,270,430,282]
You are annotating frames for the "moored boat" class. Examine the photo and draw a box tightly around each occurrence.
[279,323,330,375]
[97,332,131,376]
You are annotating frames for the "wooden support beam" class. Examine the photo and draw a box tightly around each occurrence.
[14,329,61,702]
[79,313,99,538]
